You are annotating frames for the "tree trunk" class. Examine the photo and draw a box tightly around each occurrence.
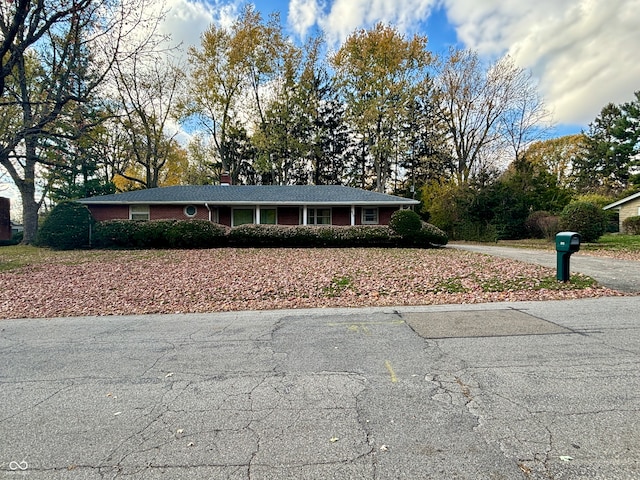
[21,194,39,245]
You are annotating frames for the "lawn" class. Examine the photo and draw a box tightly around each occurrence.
[0,246,622,319]
[477,234,640,261]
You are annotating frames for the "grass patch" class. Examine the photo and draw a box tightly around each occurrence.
[580,234,640,252]
[323,275,353,297]
[432,277,469,294]
[467,233,640,255]
[0,245,57,272]
[481,274,597,292]
[0,245,170,272]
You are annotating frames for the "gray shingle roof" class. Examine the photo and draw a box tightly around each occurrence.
[78,185,419,206]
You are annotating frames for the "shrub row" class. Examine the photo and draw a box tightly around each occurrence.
[93,219,229,249]
[37,202,448,250]
[91,221,448,249]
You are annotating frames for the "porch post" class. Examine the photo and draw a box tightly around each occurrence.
[350,206,356,226]
[302,206,308,225]
[256,205,261,225]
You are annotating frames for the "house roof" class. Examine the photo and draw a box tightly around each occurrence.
[603,191,640,210]
[77,185,420,207]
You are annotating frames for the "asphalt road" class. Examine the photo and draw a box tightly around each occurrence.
[449,244,640,294]
[2,297,640,479]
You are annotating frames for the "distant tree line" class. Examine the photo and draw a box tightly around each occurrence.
[1,3,639,243]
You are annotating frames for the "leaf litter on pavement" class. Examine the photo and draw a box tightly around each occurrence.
[0,248,623,319]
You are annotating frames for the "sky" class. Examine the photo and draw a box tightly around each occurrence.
[158,0,640,136]
[2,0,640,214]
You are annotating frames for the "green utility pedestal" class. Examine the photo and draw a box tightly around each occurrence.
[555,232,581,282]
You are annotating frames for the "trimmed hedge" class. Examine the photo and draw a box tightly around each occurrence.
[416,221,448,246]
[388,209,448,246]
[93,219,229,249]
[228,224,396,248]
[89,218,447,249]
[622,215,640,235]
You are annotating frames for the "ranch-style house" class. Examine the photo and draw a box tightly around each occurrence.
[78,185,419,227]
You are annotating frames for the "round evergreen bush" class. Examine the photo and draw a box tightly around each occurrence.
[36,201,94,250]
[389,209,422,237]
[559,202,606,243]
[622,215,640,235]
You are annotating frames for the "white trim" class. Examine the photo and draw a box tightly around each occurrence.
[232,208,255,227]
[604,191,640,210]
[258,206,277,225]
[129,204,149,220]
[82,200,418,207]
[183,205,198,218]
[361,207,379,224]
[307,207,332,225]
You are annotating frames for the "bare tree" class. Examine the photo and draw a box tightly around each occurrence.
[436,49,549,184]
[111,56,186,189]
[0,0,164,243]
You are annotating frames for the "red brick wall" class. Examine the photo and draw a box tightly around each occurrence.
[379,207,397,225]
[87,205,129,221]
[150,205,209,221]
[278,207,300,225]
[86,203,404,227]
[332,207,351,226]
[0,197,10,240]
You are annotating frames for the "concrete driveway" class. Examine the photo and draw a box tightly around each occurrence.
[449,243,640,294]
[2,297,640,479]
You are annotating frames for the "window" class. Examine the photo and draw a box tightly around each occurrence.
[184,205,198,218]
[259,208,277,224]
[130,205,149,221]
[362,207,379,224]
[308,208,331,225]
[232,208,254,226]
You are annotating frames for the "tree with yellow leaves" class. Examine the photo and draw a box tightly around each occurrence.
[332,23,433,192]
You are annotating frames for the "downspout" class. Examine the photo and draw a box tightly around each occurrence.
[205,203,212,222]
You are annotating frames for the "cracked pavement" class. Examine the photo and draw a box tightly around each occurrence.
[1,296,639,479]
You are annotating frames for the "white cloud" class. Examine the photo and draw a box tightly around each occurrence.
[157,0,242,54]
[288,0,320,38]
[443,0,640,126]
[158,0,215,50]
[290,0,436,44]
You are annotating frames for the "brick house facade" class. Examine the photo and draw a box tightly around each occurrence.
[79,185,418,228]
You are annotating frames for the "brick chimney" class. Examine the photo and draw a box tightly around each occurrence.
[0,197,11,240]
[220,172,231,186]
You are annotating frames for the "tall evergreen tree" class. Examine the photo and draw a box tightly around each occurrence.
[573,92,640,194]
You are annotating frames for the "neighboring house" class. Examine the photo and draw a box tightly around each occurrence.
[77,185,419,227]
[11,222,23,237]
[0,197,11,240]
[604,191,640,233]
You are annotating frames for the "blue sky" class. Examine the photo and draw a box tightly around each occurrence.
[2,0,639,212]
[159,0,639,137]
